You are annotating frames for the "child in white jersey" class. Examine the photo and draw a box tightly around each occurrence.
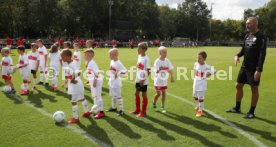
[48,45,62,91]
[28,43,40,90]
[107,48,127,116]
[36,39,48,85]
[153,46,175,113]
[1,47,15,94]
[84,49,105,119]
[73,42,81,70]
[130,42,151,118]
[60,49,91,124]
[15,46,31,95]
[193,51,216,117]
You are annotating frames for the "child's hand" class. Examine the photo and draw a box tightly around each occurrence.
[71,79,78,84]
[93,80,97,88]
[139,80,144,87]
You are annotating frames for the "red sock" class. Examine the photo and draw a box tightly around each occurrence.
[135,96,141,112]
[142,97,148,113]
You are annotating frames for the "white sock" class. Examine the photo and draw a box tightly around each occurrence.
[112,97,117,109]
[45,73,48,83]
[33,78,37,86]
[52,76,58,87]
[97,97,104,111]
[117,97,123,111]
[72,105,78,119]
[82,99,89,112]
[40,73,44,82]
[199,100,204,112]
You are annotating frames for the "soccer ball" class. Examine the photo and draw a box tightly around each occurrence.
[52,111,66,123]
[2,86,11,92]
[90,105,99,114]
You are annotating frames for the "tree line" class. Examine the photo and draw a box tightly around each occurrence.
[0,0,275,41]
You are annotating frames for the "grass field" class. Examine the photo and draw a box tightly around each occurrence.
[0,47,275,147]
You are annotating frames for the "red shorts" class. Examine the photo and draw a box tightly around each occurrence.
[154,86,168,91]
[2,75,12,80]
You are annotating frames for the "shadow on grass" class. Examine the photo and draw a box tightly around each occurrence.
[145,114,223,147]
[27,89,56,108]
[162,112,237,139]
[77,117,115,147]
[122,114,175,141]
[104,115,141,139]
[204,111,276,143]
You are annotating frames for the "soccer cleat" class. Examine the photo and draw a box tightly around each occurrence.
[38,81,44,85]
[195,106,199,111]
[117,110,124,116]
[53,86,58,92]
[137,112,146,118]
[226,107,241,113]
[10,89,16,94]
[130,110,140,115]
[244,112,255,119]
[82,111,92,118]
[32,86,37,91]
[20,90,29,95]
[107,108,117,112]
[153,103,157,111]
[196,111,203,117]
[68,118,80,124]
[94,112,105,119]
[45,83,49,86]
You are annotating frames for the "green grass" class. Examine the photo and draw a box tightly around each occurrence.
[0,47,275,147]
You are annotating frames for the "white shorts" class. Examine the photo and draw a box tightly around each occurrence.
[71,92,84,102]
[193,91,206,99]
[109,87,122,97]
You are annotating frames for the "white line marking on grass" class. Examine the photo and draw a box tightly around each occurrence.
[7,93,110,147]
[124,81,266,147]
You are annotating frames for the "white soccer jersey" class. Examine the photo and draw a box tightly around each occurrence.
[135,55,150,85]
[193,62,215,91]
[18,54,30,75]
[86,59,101,82]
[108,60,127,88]
[49,52,61,68]
[38,46,47,66]
[73,51,81,70]
[1,56,13,75]
[64,61,84,95]
[27,51,40,70]
[153,58,173,87]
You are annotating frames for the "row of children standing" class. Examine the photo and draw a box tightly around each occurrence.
[1,40,215,124]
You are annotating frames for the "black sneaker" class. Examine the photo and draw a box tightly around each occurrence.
[107,108,117,112]
[244,112,255,119]
[226,107,241,113]
[153,102,157,111]
[117,110,124,116]
[38,82,44,85]
[10,89,16,94]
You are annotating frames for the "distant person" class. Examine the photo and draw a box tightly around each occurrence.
[6,37,13,48]
[226,17,267,119]
[36,39,48,85]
